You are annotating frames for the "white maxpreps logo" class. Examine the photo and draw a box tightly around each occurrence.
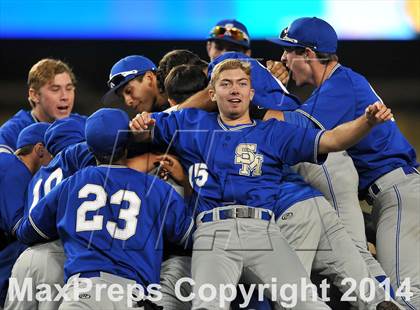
[235,144,264,176]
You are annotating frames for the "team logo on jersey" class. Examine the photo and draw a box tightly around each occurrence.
[235,143,264,176]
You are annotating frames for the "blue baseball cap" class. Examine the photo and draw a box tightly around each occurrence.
[102,55,157,104]
[85,108,130,155]
[208,19,250,49]
[269,17,338,53]
[44,117,86,156]
[16,122,50,149]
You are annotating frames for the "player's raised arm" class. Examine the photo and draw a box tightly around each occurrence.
[319,102,393,154]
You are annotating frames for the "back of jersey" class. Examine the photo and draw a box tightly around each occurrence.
[56,165,193,287]
[26,142,95,216]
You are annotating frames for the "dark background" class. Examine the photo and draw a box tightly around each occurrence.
[1,39,420,151]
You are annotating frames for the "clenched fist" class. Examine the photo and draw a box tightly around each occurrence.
[365,102,393,126]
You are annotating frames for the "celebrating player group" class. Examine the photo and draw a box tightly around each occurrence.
[0,17,419,310]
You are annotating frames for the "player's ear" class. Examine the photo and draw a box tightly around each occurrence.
[304,48,315,63]
[208,87,216,102]
[168,98,178,107]
[28,88,40,105]
[34,143,46,158]
[250,88,255,101]
[35,143,52,166]
[145,71,156,87]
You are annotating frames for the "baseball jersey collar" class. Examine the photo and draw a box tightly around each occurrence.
[217,115,256,131]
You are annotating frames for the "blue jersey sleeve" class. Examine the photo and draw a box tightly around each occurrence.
[161,185,194,248]
[0,162,31,236]
[297,66,381,130]
[0,110,35,153]
[64,142,96,172]
[284,111,317,129]
[267,120,327,165]
[16,180,64,244]
[151,110,193,148]
[0,125,17,153]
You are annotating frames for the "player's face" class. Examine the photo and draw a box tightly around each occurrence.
[120,77,157,113]
[210,68,254,121]
[281,50,313,86]
[32,72,75,122]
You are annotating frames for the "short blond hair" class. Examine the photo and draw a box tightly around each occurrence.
[27,58,76,91]
[209,59,251,88]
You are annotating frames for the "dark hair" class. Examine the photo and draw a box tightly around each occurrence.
[116,74,145,97]
[211,39,250,54]
[284,47,338,65]
[165,65,208,104]
[92,147,126,165]
[157,50,208,93]
[15,144,35,156]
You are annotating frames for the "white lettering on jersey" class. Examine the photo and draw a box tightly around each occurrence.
[235,143,263,176]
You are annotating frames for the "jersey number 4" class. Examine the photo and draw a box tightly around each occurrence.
[76,184,141,241]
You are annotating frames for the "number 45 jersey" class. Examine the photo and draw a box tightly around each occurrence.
[17,165,194,287]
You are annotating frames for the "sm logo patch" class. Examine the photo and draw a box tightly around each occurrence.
[235,143,264,176]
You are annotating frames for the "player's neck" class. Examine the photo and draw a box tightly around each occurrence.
[219,113,252,126]
[31,107,54,123]
[314,60,339,87]
[18,154,39,175]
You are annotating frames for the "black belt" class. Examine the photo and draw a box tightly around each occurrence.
[78,271,101,278]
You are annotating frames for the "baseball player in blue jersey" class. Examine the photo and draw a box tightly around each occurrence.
[270,17,420,309]
[16,108,194,310]
[103,55,170,112]
[130,59,393,309]
[191,43,389,299]
[210,50,389,297]
[5,117,93,310]
[0,122,50,309]
[0,58,85,154]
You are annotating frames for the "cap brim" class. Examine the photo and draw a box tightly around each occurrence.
[101,87,121,105]
[267,37,306,49]
[208,37,250,49]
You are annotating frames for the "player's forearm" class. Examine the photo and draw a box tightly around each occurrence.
[178,87,217,111]
[16,217,50,245]
[319,114,373,154]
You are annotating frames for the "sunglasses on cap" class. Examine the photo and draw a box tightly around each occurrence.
[280,27,317,50]
[107,70,139,89]
[210,25,250,43]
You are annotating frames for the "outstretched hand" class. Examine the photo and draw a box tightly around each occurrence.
[365,102,393,126]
